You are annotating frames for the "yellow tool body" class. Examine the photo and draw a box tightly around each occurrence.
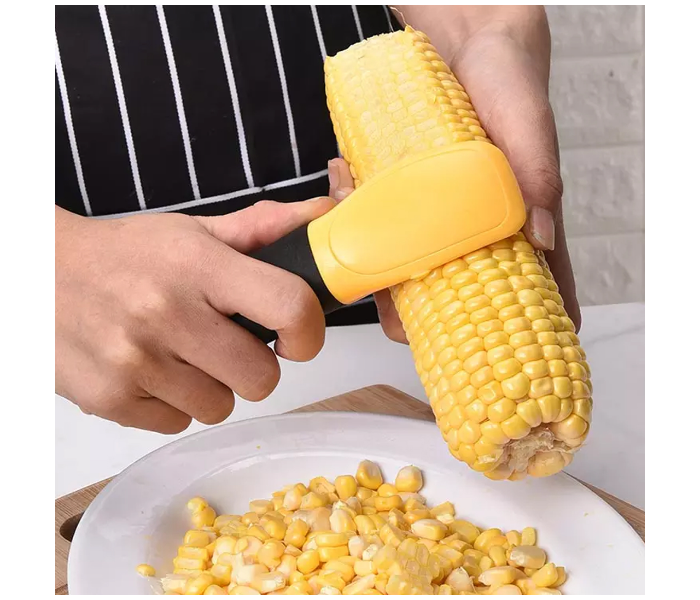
[308,142,526,304]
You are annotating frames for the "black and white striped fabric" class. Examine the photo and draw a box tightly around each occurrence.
[56,5,400,325]
[55,5,398,218]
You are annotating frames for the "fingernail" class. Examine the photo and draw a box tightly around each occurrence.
[328,161,339,195]
[530,206,556,251]
[334,187,353,201]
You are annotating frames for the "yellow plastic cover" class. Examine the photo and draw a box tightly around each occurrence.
[308,142,526,304]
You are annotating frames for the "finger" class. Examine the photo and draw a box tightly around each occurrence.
[454,42,561,252]
[169,302,282,401]
[374,289,408,344]
[140,356,236,425]
[202,248,325,363]
[106,396,192,434]
[328,158,355,201]
[194,198,336,253]
[544,218,581,332]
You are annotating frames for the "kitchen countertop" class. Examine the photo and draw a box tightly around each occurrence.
[55,302,645,509]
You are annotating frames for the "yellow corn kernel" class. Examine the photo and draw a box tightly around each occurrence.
[430,502,456,519]
[183,529,215,548]
[371,574,389,595]
[173,567,203,577]
[354,515,376,535]
[289,570,306,584]
[203,584,227,595]
[135,563,155,577]
[346,535,368,559]
[401,494,427,509]
[212,514,239,530]
[329,508,356,534]
[521,527,537,546]
[369,514,386,530]
[284,488,303,511]
[192,506,216,528]
[480,556,495,572]
[343,574,376,595]
[508,546,546,569]
[446,539,470,553]
[297,550,321,574]
[301,492,328,510]
[323,560,356,583]
[262,516,287,541]
[162,574,190,594]
[249,571,287,594]
[478,566,521,587]
[444,567,474,593]
[532,563,558,588]
[376,483,398,498]
[210,563,232,587]
[284,518,310,548]
[354,559,377,577]
[315,571,346,591]
[178,545,208,561]
[360,544,381,563]
[319,546,350,562]
[249,499,273,515]
[474,529,503,553]
[435,545,464,570]
[395,465,424,493]
[334,475,358,501]
[316,532,350,547]
[356,487,374,501]
[450,520,481,545]
[411,518,448,541]
[553,566,567,587]
[247,524,270,542]
[310,477,336,496]
[241,512,260,526]
[286,580,312,594]
[187,497,208,514]
[172,556,206,571]
[235,564,268,587]
[185,572,215,595]
[374,495,403,512]
[258,539,286,569]
[528,588,562,595]
[506,530,522,547]
[404,508,432,524]
[515,577,537,594]
[489,545,508,567]
[228,585,261,595]
[356,460,383,490]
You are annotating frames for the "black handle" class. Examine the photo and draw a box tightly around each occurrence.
[231,225,343,343]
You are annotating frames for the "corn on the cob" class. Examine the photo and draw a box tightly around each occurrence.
[153,462,567,594]
[324,27,591,481]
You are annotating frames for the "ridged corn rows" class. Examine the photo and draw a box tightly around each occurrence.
[325,28,592,480]
[146,462,567,594]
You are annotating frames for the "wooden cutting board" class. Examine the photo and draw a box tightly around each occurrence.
[55,384,644,594]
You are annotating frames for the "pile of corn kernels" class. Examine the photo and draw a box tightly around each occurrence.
[136,461,566,594]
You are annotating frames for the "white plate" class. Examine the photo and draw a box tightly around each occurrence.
[68,412,644,594]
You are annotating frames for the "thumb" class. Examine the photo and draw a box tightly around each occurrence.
[193,197,336,254]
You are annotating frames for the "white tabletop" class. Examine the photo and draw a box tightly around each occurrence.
[55,302,645,509]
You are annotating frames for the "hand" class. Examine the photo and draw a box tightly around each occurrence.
[55,198,334,433]
[394,5,581,331]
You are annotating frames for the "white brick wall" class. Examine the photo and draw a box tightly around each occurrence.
[546,6,644,306]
